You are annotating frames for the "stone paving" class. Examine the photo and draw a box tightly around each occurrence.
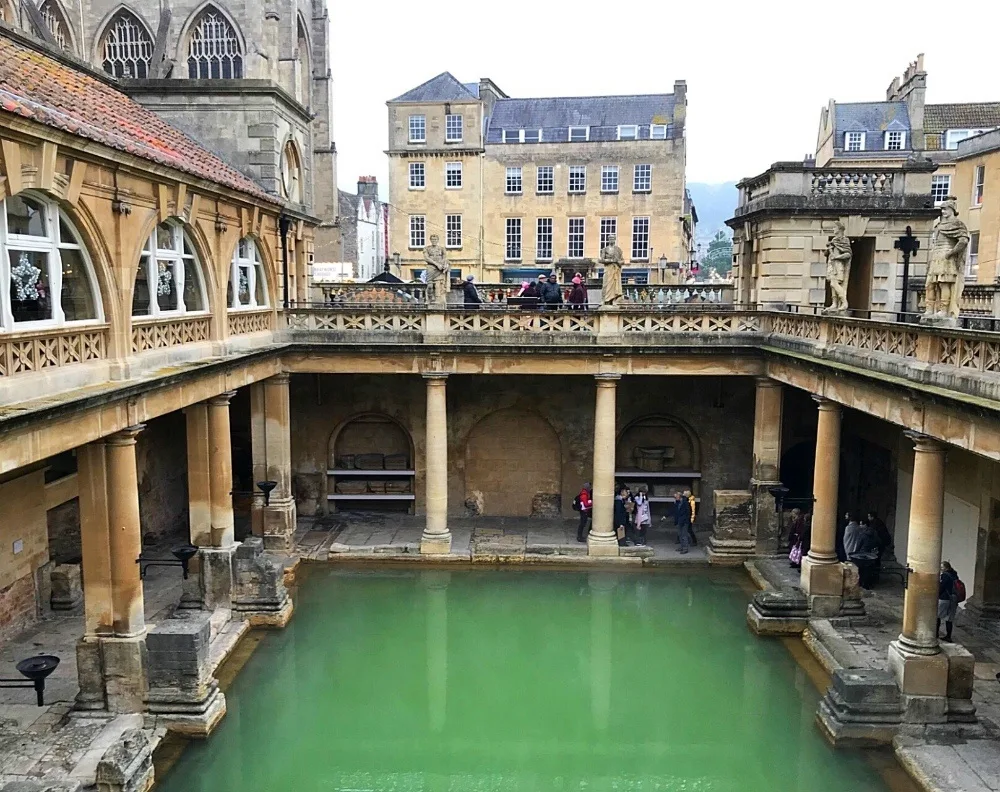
[753,558,1000,792]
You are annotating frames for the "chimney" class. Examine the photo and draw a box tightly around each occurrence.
[673,79,687,135]
[357,176,378,198]
[477,78,507,118]
[886,54,926,152]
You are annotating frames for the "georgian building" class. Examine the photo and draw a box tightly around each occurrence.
[0,0,339,267]
[387,73,694,283]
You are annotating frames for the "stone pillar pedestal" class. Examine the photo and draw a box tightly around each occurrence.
[421,373,452,554]
[707,489,754,564]
[232,537,293,628]
[750,377,783,554]
[145,611,227,737]
[588,375,620,557]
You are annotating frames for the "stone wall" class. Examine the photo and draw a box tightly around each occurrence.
[0,470,48,639]
[136,413,190,546]
[46,498,81,564]
[289,374,756,519]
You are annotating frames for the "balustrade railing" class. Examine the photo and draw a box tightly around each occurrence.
[228,309,274,336]
[810,170,894,195]
[131,315,212,354]
[912,282,1000,317]
[0,324,108,378]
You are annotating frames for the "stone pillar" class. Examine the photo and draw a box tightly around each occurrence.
[967,476,1000,622]
[261,374,296,550]
[185,404,212,548]
[421,373,451,554]
[103,426,148,713]
[888,434,950,701]
[207,392,236,549]
[250,382,266,534]
[800,397,845,613]
[588,374,620,557]
[750,377,783,554]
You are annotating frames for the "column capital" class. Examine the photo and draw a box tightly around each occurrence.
[594,374,621,386]
[905,431,944,453]
[422,372,449,382]
[207,390,237,407]
[812,395,840,412]
[267,372,291,386]
[106,425,145,446]
[755,376,782,389]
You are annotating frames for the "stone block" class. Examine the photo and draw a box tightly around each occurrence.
[232,537,293,628]
[888,641,949,699]
[708,489,754,563]
[100,637,148,714]
[746,590,809,636]
[801,556,843,597]
[1,782,82,791]
[421,534,453,556]
[816,668,903,747]
[200,547,235,610]
[50,564,82,611]
[940,642,976,701]
[95,729,154,792]
[75,638,106,711]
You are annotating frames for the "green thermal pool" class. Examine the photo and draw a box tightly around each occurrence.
[155,568,908,792]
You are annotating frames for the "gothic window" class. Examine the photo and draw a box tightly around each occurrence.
[280,140,303,203]
[227,237,268,309]
[1,194,102,329]
[186,8,243,79]
[100,10,154,79]
[38,0,72,51]
[132,222,207,317]
[296,16,311,106]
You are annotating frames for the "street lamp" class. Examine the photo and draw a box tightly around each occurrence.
[894,226,920,321]
[0,655,60,706]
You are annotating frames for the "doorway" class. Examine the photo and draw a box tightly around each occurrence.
[846,237,874,313]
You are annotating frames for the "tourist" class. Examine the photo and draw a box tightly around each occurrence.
[848,519,880,589]
[842,512,863,558]
[634,487,651,546]
[614,485,630,547]
[675,490,692,554]
[463,275,483,308]
[539,273,563,310]
[624,491,637,545]
[568,276,588,310]
[575,482,593,543]
[519,279,540,308]
[684,489,698,546]
[937,561,960,642]
[672,491,683,544]
[867,511,892,554]
[787,508,806,568]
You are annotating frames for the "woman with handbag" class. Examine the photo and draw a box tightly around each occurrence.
[634,488,652,547]
[787,508,806,569]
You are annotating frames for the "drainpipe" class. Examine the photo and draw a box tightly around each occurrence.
[279,214,291,309]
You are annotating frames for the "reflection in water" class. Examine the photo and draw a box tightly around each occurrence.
[156,568,905,792]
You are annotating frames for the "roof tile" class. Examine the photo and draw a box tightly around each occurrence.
[924,103,1000,132]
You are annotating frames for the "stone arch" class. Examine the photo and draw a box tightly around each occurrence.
[328,413,414,469]
[464,408,562,517]
[37,0,76,53]
[615,414,702,472]
[92,5,156,79]
[176,2,245,79]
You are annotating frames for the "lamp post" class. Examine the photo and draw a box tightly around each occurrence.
[895,226,920,322]
[0,655,60,706]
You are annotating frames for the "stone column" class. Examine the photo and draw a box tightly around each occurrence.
[751,377,783,554]
[103,425,148,713]
[250,382,266,533]
[800,398,845,613]
[185,404,212,548]
[888,434,949,699]
[262,374,296,550]
[207,392,236,549]
[589,375,620,556]
[421,373,451,554]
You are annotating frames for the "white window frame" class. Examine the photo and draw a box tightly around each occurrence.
[884,130,905,151]
[445,161,463,189]
[631,217,650,261]
[650,124,668,140]
[967,230,980,279]
[536,218,553,262]
[505,218,522,262]
[946,129,988,150]
[568,126,589,142]
[1,194,103,330]
[617,125,638,140]
[522,129,542,143]
[445,113,463,143]
[133,221,208,318]
[601,165,619,194]
[633,164,652,193]
[568,166,586,194]
[567,217,585,259]
[845,131,865,152]
[445,214,462,249]
[408,161,425,190]
[409,215,426,249]
[973,165,986,206]
[408,115,426,143]
[536,166,554,195]
[502,129,520,143]
[505,167,523,195]
[599,217,617,250]
[930,174,951,206]
[229,236,268,310]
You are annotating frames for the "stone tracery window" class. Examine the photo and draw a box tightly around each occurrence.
[38,0,72,51]
[187,8,243,79]
[132,222,208,317]
[280,140,303,203]
[227,237,268,309]
[100,10,154,78]
[1,194,102,329]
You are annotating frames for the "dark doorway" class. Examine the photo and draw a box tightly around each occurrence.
[846,237,875,312]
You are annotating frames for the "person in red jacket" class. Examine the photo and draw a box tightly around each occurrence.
[575,483,593,542]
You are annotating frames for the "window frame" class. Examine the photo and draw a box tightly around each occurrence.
[568,126,589,142]
[930,174,951,206]
[567,217,585,259]
[599,217,617,251]
[845,131,866,152]
[617,125,639,140]
[445,214,462,249]
[650,124,668,140]
[946,129,987,150]
[505,166,523,195]
[408,114,426,144]
[973,165,986,206]
[228,236,268,310]
[445,113,463,143]
[884,130,905,151]
[100,10,154,78]
[132,221,209,319]
[409,215,426,249]
[522,129,542,143]
[445,161,463,190]
[568,166,587,194]
[535,218,553,262]
[408,161,426,190]
[601,165,619,194]
[968,230,980,279]
[505,217,522,262]
[186,8,244,79]
[631,216,650,262]
[633,164,652,193]
[536,165,554,195]
[1,194,104,331]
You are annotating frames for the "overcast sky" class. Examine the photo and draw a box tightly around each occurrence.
[330,0,997,192]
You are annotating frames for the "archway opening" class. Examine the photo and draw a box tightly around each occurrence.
[328,414,413,513]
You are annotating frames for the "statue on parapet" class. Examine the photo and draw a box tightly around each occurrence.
[923,199,970,324]
[424,234,450,308]
[599,234,624,308]
[824,221,852,313]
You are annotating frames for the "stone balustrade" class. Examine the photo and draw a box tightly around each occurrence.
[912,282,1000,317]
[0,324,108,378]
[131,315,212,354]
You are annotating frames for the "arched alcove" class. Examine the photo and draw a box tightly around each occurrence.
[328,414,414,513]
[615,414,701,502]
[465,408,561,516]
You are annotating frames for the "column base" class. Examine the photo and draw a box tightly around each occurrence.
[888,640,948,698]
[420,531,453,555]
[746,590,809,636]
[262,497,296,551]
[147,682,227,738]
[750,481,782,555]
[800,556,865,617]
[199,546,236,611]
[74,638,106,711]
[963,596,1000,623]
[232,537,294,628]
[708,489,754,564]
[587,532,620,557]
[99,635,148,714]
[816,668,903,747]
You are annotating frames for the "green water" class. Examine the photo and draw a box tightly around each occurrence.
[156,568,897,792]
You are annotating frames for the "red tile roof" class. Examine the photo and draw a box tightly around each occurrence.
[0,32,276,202]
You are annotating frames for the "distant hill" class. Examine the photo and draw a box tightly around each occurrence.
[687,182,738,245]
